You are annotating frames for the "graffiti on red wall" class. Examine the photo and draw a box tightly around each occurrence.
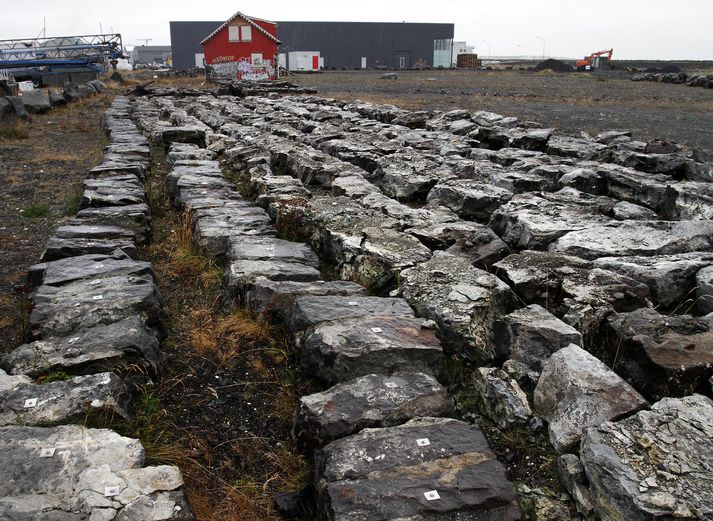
[210,56,274,81]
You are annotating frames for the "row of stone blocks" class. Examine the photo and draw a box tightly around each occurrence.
[192,94,713,520]
[136,92,713,519]
[0,97,193,520]
[156,125,524,517]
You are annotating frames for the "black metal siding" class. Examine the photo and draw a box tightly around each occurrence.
[276,22,454,69]
[170,20,454,70]
[169,21,222,69]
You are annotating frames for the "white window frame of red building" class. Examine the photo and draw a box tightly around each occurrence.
[228,25,240,42]
[240,25,252,42]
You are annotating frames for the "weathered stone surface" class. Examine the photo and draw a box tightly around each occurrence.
[697,265,713,314]
[603,308,713,400]
[593,253,713,308]
[28,252,153,288]
[301,316,443,384]
[314,417,521,521]
[534,344,648,452]
[73,204,151,244]
[294,373,453,451]
[494,251,651,345]
[228,236,319,266]
[247,278,367,322]
[551,221,713,260]
[0,371,131,427]
[162,126,207,147]
[557,454,596,519]
[661,181,713,220]
[400,251,516,363]
[81,178,146,208]
[224,259,322,302]
[471,367,538,430]
[580,394,713,521]
[611,200,658,220]
[494,304,582,370]
[193,211,276,258]
[406,220,509,269]
[517,485,577,521]
[21,89,51,114]
[290,295,415,335]
[489,193,612,250]
[1,316,161,377]
[41,236,138,262]
[427,180,513,221]
[30,274,162,338]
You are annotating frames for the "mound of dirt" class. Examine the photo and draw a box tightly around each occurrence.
[533,59,574,73]
[645,65,682,74]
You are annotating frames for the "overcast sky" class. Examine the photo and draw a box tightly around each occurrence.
[1,0,711,60]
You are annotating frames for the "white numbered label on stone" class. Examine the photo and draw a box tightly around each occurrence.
[384,382,398,388]
[40,447,56,458]
[424,490,441,501]
[93,295,104,301]
[24,398,38,408]
[416,438,431,447]
[104,486,121,497]
[371,327,383,333]
[348,302,359,306]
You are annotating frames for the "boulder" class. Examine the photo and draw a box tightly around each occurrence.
[293,373,453,451]
[21,89,51,114]
[73,204,152,244]
[602,308,713,400]
[580,394,713,521]
[192,210,276,258]
[1,96,29,119]
[48,91,67,108]
[494,304,582,370]
[593,253,713,308]
[551,220,713,260]
[534,344,648,452]
[557,454,596,519]
[300,316,443,384]
[0,316,161,377]
[41,236,138,262]
[697,265,713,314]
[661,181,713,220]
[223,260,322,301]
[247,279,367,322]
[228,236,320,266]
[0,371,130,427]
[161,126,207,148]
[29,274,162,338]
[470,367,539,430]
[289,295,415,336]
[400,251,516,363]
[427,180,513,221]
[314,417,521,521]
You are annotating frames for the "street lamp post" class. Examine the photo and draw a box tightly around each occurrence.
[482,40,491,59]
[535,36,546,59]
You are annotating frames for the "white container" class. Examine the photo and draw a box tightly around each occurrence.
[18,81,34,92]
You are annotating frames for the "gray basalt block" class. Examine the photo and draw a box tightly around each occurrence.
[314,417,521,521]
[30,274,162,338]
[289,296,415,335]
[400,251,516,364]
[301,316,443,384]
[494,304,582,370]
[28,252,153,288]
[0,371,131,426]
[602,308,713,400]
[228,236,319,266]
[580,394,713,521]
[534,344,648,452]
[1,316,161,377]
[223,259,323,301]
[293,372,454,451]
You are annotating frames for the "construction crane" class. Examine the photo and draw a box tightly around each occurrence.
[576,49,613,71]
[0,33,124,87]
[135,38,153,46]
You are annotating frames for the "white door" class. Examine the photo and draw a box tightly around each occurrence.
[194,53,205,68]
[361,57,367,69]
[399,57,405,69]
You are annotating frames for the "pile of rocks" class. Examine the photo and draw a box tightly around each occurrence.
[0,97,193,520]
[0,79,107,120]
[632,71,713,89]
[125,90,713,519]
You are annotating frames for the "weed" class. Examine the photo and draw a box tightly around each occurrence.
[0,123,29,140]
[62,191,82,217]
[20,204,50,218]
[37,370,73,383]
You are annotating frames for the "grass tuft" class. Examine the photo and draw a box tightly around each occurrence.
[20,204,51,218]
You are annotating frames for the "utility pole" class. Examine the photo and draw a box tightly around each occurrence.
[535,36,546,59]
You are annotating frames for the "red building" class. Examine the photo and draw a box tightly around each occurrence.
[200,12,281,80]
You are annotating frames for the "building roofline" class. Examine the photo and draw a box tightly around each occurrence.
[200,12,282,45]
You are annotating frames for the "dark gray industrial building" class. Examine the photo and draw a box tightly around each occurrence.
[169,20,454,70]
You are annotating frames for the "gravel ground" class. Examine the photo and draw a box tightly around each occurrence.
[291,69,713,152]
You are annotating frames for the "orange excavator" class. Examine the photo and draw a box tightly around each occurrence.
[576,49,613,71]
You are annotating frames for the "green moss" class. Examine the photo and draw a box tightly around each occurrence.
[20,204,51,218]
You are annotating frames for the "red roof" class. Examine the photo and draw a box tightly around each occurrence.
[200,12,281,45]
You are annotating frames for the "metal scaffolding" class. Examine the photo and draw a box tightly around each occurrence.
[0,33,124,68]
